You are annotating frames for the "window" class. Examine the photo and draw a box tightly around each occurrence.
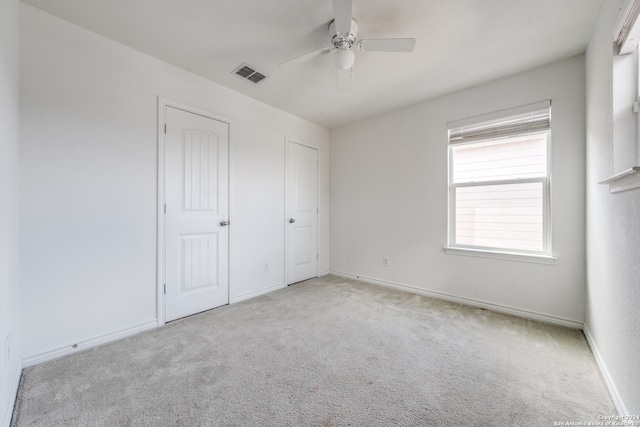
[446,100,553,261]
[612,10,639,175]
[602,0,640,193]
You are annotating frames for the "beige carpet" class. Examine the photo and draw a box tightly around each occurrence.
[12,275,616,426]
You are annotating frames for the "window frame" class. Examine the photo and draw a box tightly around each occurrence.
[601,0,640,192]
[445,105,556,265]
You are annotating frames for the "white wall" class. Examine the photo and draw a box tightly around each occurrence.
[20,4,329,362]
[585,0,640,415]
[331,56,586,325]
[0,0,22,424]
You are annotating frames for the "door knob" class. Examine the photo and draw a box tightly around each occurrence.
[289,218,296,224]
[220,220,229,227]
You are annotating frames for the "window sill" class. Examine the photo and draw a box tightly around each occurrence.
[599,166,640,193]
[443,247,558,265]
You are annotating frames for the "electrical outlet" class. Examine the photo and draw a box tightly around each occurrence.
[263,262,270,272]
[383,257,390,267]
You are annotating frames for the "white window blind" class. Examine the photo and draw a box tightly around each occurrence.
[447,101,551,256]
[613,0,640,54]
[448,100,551,144]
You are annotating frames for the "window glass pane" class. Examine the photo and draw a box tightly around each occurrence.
[452,133,547,183]
[455,182,543,252]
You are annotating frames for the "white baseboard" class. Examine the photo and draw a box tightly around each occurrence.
[229,282,285,304]
[330,270,583,329]
[318,270,330,277]
[583,324,628,416]
[21,320,158,368]
[2,359,22,427]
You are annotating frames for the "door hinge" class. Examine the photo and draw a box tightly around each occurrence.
[163,284,166,294]
[164,123,167,134]
[164,204,166,214]
[317,254,319,261]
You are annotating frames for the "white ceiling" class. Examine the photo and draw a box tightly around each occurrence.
[21,0,603,129]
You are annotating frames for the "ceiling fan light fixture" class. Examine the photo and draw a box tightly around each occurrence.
[333,49,354,70]
[278,1,416,89]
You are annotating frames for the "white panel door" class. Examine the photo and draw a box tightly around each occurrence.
[164,106,229,322]
[287,141,318,284]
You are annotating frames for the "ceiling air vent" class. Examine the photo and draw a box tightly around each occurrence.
[232,64,267,84]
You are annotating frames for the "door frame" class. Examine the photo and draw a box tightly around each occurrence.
[156,97,233,326]
[284,136,320,286]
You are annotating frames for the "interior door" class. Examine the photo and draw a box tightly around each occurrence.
[286,141,318,284]
[164,106,229,322]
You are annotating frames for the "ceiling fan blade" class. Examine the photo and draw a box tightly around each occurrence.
[280,46,334,68]
[332,0,353,34]
[357,38,416,53]
[336,68,353,90]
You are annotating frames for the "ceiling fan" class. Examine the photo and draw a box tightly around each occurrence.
[279,0,416,89]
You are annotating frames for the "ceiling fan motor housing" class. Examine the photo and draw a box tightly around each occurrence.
[329,19,358,50]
